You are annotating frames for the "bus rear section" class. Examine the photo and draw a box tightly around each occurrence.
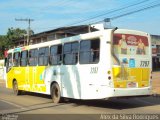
[110,30,152,97]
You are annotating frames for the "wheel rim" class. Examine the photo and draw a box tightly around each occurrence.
[52,85,60,103]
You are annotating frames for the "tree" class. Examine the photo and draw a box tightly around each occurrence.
[6,27,27,47]
[0,35,7,59]
[0,27,30,59]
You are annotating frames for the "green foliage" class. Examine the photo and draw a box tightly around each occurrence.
[6,27,27,46]
[0,27,28,59]
[0,35,7,59]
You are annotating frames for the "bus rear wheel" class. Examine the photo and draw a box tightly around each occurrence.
[13,80,21,95]
[51,83,61,103]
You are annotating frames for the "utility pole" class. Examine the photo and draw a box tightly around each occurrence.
[15,18,34,45]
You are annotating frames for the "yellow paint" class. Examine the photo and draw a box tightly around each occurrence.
[112,67,150,88]
[7,66,47,93]
[7,65,151,92]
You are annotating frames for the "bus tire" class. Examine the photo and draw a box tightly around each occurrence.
[13,80,21,95]
[51,83,61,103]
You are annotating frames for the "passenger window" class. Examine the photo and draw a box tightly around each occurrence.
[80,39,100,64]
[50,45,62,65]
[38,47,49,66]
[13,52,20,66]
[29,49,38,66]
[6,53,12,70]
[20,51,28,66]
[63,42,79,65]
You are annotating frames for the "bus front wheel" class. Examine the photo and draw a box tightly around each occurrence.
[13,80,21,95]
[51,83,61,103]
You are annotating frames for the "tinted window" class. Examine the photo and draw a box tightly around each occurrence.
[20,51,28,66]
[63,42,79,65]
[64,43,71,54]
[13,52,20,66]
[80,39,100,64]
[50,45,62,65]
[7,53,12,68]
[38,47,49,66]
[29,49,38,66]
[80,40,90,50]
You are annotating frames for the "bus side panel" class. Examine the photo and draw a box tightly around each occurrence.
[7,67,26,90]
[79,32,113,99]
[26,66,47,93]
[61,65,81,99]
[16,67,26,90]
[35,66,47,93]
[7,66,48,93]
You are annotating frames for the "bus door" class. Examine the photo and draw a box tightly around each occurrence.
[112,33,150,88]
[6,53,14,88]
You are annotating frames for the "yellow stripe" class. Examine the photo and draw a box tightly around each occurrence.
[7,66,47,93]
[112,67,150,88]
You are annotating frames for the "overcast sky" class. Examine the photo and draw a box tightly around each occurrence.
[0,0,160,35]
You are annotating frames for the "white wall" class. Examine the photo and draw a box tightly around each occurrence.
[0,60,6,80]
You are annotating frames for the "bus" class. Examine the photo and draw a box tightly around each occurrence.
[5,27,152,103]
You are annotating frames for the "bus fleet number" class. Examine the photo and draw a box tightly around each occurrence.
[140,61,149,67]
[90,67,98,74]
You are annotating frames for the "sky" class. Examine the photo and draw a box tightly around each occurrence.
[0,0,160,35]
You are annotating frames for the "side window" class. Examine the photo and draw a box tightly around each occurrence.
[63,42,79,65]
[20,51,28,66]
[38,47,49,66]
[50,45,62,65]
[29,49,38,66]
[13,52,20,66]
[7,53,12,68]
[80,39,100,64]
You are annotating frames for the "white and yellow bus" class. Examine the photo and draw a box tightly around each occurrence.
[5,27,152,103]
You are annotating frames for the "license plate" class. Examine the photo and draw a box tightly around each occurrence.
[127,82,137,88]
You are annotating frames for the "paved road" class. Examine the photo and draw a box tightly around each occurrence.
[0,72,160,120]
[152,71,160,94]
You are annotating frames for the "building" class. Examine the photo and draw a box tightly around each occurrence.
[12,25,98,47]
[0,59,6,80]
[151,35,160,71]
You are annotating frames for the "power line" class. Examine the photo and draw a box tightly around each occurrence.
[33,0,160,34]
[32,0,149,31]
[108,0,158,19]
[55,1,160,35]
[49,0,158,30]
[65,0,150,26]
[82,1,160,25]
[111,2,160,20]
